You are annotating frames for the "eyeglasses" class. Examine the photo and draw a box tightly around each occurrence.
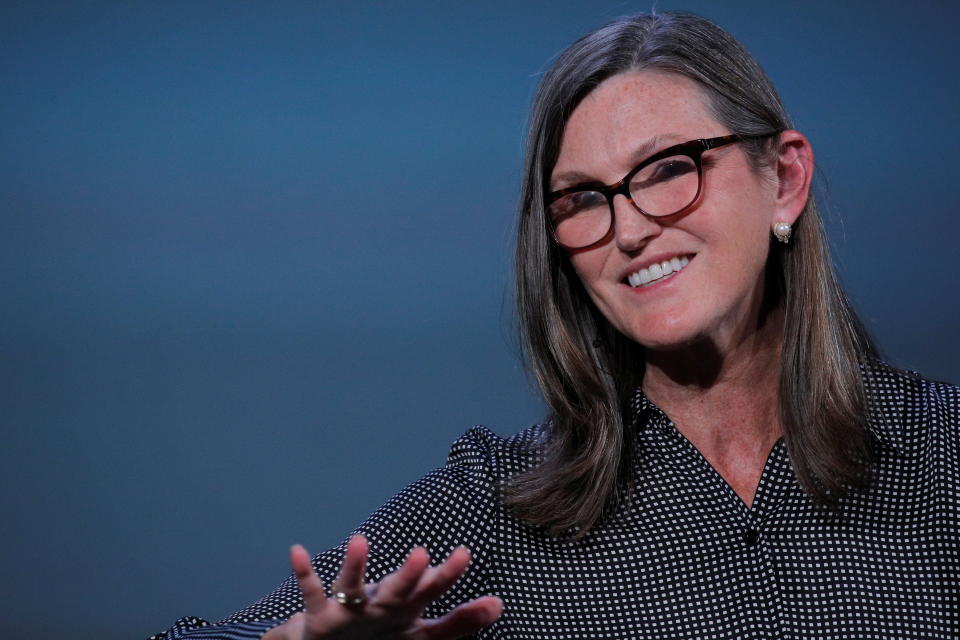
[546,132,780,249]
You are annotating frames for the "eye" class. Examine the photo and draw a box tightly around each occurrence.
[548,190,607,221]
[633,156,697,188]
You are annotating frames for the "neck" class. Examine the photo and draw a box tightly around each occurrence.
[642,304,785,458]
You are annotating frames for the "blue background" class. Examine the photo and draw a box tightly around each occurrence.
[2,1,958,638]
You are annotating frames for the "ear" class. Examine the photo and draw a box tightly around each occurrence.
[771,129,814,226]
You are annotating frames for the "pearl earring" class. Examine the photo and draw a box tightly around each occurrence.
[772,221,793,244]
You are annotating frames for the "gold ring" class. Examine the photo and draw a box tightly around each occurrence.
[332,591,366,607]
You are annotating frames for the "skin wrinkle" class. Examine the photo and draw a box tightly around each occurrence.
[549,134,685,191]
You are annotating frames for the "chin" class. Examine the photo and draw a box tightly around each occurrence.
[621,319,705,352]
[634,335,702,353]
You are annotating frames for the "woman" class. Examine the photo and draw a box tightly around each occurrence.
[154,11,958,639]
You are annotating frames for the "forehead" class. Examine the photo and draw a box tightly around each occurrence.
[552,71,721,180]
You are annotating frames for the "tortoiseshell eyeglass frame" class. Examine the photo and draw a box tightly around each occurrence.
[546,131,782,250]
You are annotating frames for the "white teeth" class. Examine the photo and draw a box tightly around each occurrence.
[627,255,691,287]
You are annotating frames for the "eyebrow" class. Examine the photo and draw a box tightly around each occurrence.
[549,133,686,191]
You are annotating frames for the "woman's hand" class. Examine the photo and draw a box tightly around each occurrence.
[262,535,502,640]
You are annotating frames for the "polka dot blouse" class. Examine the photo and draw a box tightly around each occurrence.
[151,362,959,639]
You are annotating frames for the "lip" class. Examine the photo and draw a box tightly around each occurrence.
[619,252,696,285]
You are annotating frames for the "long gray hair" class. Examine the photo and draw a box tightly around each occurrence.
[509,11,877,536]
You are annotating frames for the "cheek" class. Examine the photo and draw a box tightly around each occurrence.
[706,189,775,264]
[567,251,619,313]
[568,250,607,291]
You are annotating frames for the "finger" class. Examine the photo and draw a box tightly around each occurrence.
[418,595,503,640]
[331,534,368,598]
[290,544,327,613]
[372,546,431,607]
[411,546,472,605]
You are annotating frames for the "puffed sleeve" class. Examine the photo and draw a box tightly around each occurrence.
[148,425,506,640]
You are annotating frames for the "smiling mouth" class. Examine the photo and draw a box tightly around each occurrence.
[626,255,691,288]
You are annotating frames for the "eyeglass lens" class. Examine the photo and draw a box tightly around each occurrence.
[549,154,700,248]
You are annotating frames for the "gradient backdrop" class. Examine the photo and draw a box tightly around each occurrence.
[2,1,959,638]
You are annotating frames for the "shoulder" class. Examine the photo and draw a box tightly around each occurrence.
[861,360,960,455]
[369,423,548,519]
[351,424,549,575]
[444,423,549,481]
[351,424,549,527]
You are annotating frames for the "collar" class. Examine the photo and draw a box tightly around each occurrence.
[629,359,910,455]
[859,359,912,455]
[630,386,672,434]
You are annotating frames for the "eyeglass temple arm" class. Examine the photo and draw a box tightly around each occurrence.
[702,131,783,150]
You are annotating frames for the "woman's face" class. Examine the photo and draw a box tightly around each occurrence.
[550,71,790,353]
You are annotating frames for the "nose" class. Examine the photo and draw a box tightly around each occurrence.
[611,194,662,252]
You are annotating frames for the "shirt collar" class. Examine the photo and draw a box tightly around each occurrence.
[630,386,671,434]
[859,359,911,455]
[630,360,909,455]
